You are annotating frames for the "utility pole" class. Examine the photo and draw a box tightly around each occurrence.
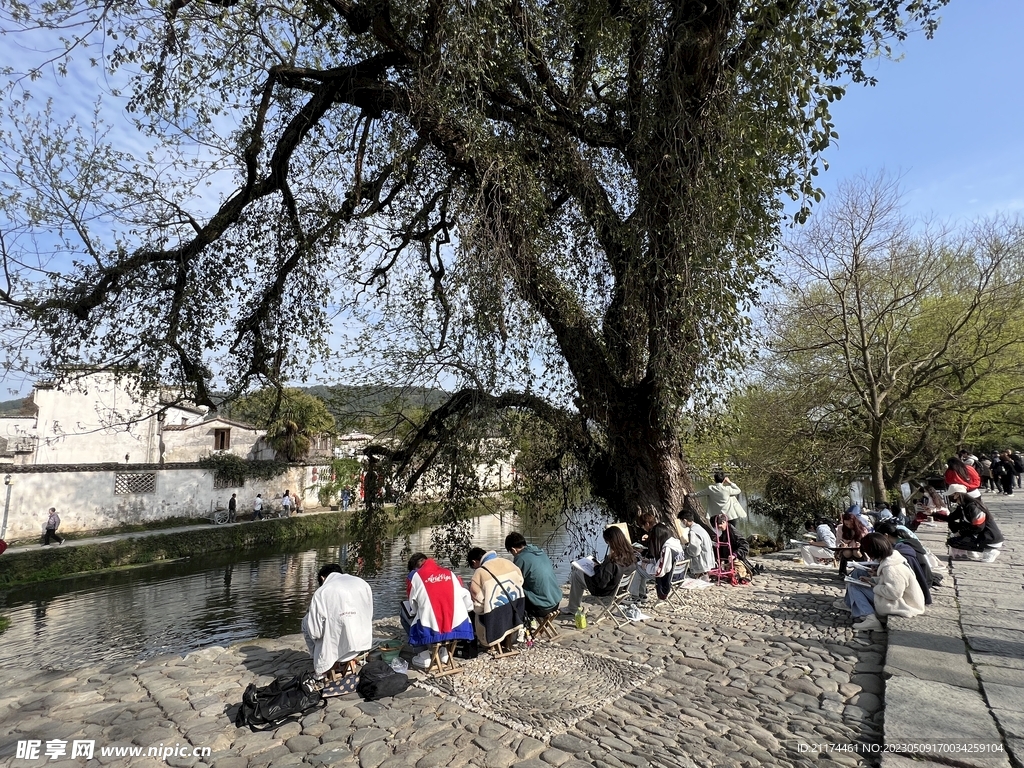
[2,474,12,540]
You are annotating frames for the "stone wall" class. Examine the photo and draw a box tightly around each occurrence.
[0,463,321,541]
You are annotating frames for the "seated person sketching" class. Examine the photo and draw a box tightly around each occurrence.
[945,484,1005,562]
[874,519,935,602]
[678,509,714,580]
[838,532,925,632]
[562,526,637,614]
[800,518,837,566]
[402,553,475,657]
[712,514,758,578]
[505,532,562,618]
[631,512,684,601]
[302,564,374,679]
[912,485,949,529]
[467,546,526,650]
[836,511,870,577]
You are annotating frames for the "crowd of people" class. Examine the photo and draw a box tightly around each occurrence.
[795,448,1011,632]
[301,476,764,677]
[301,454,1012,675]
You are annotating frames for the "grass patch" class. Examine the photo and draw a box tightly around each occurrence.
[0,513,349,588]
[0,615,9,634]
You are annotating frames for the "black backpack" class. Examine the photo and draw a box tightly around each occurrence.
[235,674,324,731]
[356,659,410,701]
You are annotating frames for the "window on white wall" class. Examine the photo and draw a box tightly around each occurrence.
[114,472,157,494]
[214,429,231,451]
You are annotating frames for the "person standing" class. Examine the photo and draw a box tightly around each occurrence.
[1013,450,1024,490]
[228,493,237,523]
[341,488,351,512]
[692,472,746,521]
[997,452,1015,496]
[281,490,294,516]
[43,508,64,545]
[253,493,264,521]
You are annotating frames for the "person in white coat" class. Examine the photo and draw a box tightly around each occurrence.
[678,510,715,579]
[839,533,925,632]
[692,472,746,521]
[302,564,374,677]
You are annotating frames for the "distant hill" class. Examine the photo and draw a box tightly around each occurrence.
[301,384,449,429]
[0,397,34,417]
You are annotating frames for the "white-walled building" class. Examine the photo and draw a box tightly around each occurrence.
[0,372,318,540]
[0,372,270,466]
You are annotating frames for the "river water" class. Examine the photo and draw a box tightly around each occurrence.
[0,507,775,670]
[0,510,594,670]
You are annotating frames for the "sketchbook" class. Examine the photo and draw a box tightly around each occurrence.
[571,557,597,577]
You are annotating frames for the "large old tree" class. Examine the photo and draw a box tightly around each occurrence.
[0,0,946,524]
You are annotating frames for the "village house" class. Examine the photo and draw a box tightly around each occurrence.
[0,373,313,542]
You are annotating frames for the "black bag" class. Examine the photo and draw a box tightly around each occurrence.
[356,659,409,701]
[235,674,324,731]
[454,638,479,659]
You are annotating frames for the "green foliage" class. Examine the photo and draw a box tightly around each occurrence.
[0,615,9,634]
[748,473,835,545]
[0,512,348,588]
[0,0,948,529]
[197,453,289,485]
[229,388,335,461]
[317,457,362,507]
[754,176,1024,498]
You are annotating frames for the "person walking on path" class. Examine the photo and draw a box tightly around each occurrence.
[281,490,294,516]
[44,508,64,545]
[228,493,237,523]
[253,493,264,521]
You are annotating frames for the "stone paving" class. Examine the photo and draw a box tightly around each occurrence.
[0,500,1020,768]
[882,493,1023,768]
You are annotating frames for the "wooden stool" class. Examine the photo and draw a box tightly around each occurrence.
[533,609,560,640]
[487,634,520,659]
[324,654,365,681]
[427,640,461,677]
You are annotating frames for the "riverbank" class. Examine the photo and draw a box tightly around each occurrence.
[0,509,349,588]
[1,500,1019,768]
[1,549,888,768]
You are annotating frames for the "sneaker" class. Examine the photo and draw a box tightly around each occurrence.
[852,615,883,632]
[832,599,850,612]
[559,607,575,615]
[412,650,432,669]
[438,647,450,664]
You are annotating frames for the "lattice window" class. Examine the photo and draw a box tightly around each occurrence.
[213,474,243,489]
[114,472,157,495]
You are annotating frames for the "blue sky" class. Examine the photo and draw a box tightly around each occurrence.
[1,1,1020,399]
[816,0,1024,221]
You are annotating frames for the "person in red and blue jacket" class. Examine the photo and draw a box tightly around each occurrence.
[402,553,475,647]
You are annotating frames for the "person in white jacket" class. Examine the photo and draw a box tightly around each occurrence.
[678,510,715,579]
[631,512,684,599]
[302,564,374,677]
[692,472,746,521]
[839,533,925,632]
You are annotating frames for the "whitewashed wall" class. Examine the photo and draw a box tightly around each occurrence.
[0,464,318,542]
[161,422,267,463]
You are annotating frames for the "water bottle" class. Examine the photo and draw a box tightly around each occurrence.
[574,605,587,630]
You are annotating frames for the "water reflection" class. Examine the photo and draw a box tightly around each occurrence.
[0,509,602,670]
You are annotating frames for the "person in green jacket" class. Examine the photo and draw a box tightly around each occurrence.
[505,531,562,617]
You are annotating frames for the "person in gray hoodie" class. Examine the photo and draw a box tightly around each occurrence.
[505,531,562,616]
